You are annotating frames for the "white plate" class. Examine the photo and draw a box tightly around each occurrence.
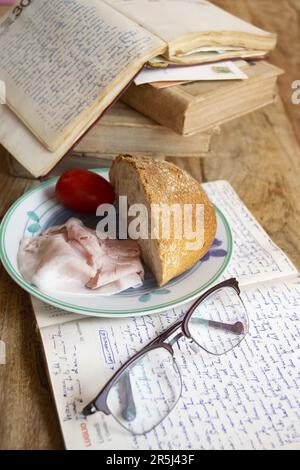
[0,169,232,318]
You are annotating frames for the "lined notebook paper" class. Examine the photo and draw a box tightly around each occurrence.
[31,181,300,450]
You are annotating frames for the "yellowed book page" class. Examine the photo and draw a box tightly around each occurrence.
[149,50,267,67]
[0,0,165,151]
[106,0,276,57]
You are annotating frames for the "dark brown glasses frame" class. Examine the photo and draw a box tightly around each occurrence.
[82,278,244,418]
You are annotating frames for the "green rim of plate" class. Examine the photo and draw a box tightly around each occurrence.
[0,170,233,317]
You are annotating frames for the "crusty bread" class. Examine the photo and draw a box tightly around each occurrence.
[110,155,216,286]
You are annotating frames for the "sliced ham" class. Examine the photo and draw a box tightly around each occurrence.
[18,218,144,295]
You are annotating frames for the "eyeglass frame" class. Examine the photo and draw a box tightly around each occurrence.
[82,278,247,418]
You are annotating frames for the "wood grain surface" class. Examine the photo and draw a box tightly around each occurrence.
[213,0,300,146]
[0,1,299,450]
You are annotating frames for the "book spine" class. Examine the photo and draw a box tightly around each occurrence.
[74,123,213,155]
[122,84,190,135]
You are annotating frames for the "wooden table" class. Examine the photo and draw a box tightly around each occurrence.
[0,1,300,450]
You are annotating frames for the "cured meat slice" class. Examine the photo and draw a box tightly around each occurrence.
[18,218,144,295]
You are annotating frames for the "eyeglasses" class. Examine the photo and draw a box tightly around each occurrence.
[82,278,249,435]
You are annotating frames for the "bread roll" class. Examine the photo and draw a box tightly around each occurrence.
[110,155,216,286]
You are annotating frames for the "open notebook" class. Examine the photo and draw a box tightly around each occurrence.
[0,0,276,177]
[31,181,300,450]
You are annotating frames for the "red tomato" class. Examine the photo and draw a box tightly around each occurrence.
[56,169,115,213]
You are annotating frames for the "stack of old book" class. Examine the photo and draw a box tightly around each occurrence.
[0,0,282,178]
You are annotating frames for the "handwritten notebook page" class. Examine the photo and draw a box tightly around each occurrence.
[0,0,164,150]
[39,276,300,450]
[1,84,167,178]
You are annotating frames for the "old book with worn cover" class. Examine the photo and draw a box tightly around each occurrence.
[5,102,217,178]
[0,0,276,176]
[74,102,217,157]
[122,61,283,135]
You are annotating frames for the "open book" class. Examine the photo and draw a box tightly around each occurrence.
[31,181,300,450]
[0,0,276,177]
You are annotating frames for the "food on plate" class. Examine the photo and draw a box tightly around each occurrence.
[56,169,115,214]
[17,218,144,295]
[20,157,216,295]
[110,155,217,286]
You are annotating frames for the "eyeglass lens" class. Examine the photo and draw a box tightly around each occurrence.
[188,286,249,355]
[105,346,182,435]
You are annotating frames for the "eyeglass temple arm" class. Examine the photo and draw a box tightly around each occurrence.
[119,371,137,422]
[193,318,245,335]
[118,328,184,424]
